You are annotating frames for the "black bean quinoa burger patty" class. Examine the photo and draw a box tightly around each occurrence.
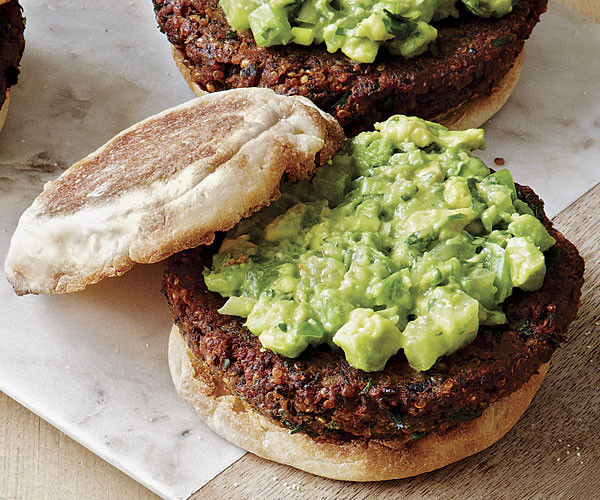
[153,0,547,136]
[0,0,25,120]
[163,182,584,443]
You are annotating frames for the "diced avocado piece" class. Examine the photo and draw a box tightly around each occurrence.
[429,286,480,339]
[436,128,485,151]
[339,261,391,305]
[477,182,514,214]
[482,169,517,200]
[321,23,345,52]
[384,178,418,205]
[272,274,297,294]
[295,1,319,24]
[340,214,381,232]
[203,265,245,297]
[441,208,477,234]
[333,309,403,372]
[356,198,382,219]
[482,242,512,302]
[217,296,257,317]
[369,270,412,310]
[462,0,515,18]
[400,317,442,371]
[415,161,444,183]
[245,299,293,337]
[248,4,293,46]
[514,199,535,216]
[486,230,510,247]
[446,155,489,179]
[508,214,556,252]
[376,115,435,148]
[341,36,380,64]
[465,219,486,236]
[291,26,315,45]
[297,319,324,337]
[375,114,481,152]
[506,237,546,291]
[478,305,506,325]
[444,176,472,208]
[481,205,501,233]
[258,327,310,358]
[354,14,393,42]
[401,286,479,371]
[246,299,307,357]
[460,267,497,308]
[311,288,354,333]
[302,255,346,289]
[359,176,389,196]
[247,299,324,357]
[264,204,306,242]
[220,0,260,31]
[386,21,437,58]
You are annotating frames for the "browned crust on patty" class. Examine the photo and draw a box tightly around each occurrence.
[172,42,526,133]
[0,0,25,113]
[153,0,547,136]
[433,50,524,130]
[163,182,584,441]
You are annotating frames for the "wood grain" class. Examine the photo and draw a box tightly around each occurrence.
[0,391,159,500]
[564,0,599,22]
[1,2,597,499]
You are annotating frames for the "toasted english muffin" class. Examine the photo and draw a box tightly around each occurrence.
[4,88,344,295]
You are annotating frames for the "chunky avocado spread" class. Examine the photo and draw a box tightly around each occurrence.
[219,0,517,63]
[204,116,554,372]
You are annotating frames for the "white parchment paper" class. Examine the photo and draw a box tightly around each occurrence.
[0,1,599,499]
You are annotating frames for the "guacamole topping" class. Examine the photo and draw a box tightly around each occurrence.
[219,0,517,63]
[204,116,555,372]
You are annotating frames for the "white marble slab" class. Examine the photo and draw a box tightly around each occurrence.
[477,2,600,217]
[0,1,599,499]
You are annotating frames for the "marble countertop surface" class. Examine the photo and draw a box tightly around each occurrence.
[0,1,599,499]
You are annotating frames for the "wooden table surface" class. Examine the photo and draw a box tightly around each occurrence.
[1,1,598,499]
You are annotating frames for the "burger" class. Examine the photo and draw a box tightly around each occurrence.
[162,108,584,479]
[152,0,548,135]
[4,89,584,480]
[0,0,25,133]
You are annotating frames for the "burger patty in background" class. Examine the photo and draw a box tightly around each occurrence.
[153,0,547,136]
[163,183,584,443]
[0,0,25,111]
